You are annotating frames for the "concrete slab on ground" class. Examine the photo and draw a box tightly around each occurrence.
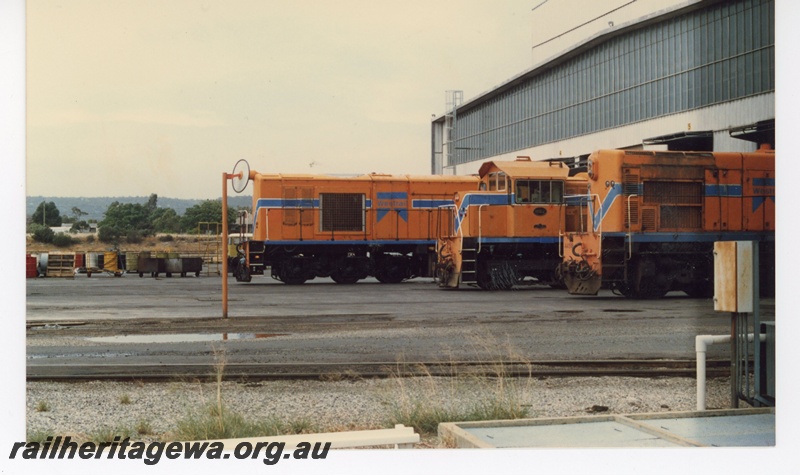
[438,408,774,448]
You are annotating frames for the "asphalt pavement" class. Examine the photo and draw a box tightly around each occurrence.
[25,273,776,367]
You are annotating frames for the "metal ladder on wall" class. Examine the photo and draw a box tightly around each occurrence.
[444,90,463,167]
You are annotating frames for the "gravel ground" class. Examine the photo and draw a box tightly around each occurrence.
[26,375,736,447]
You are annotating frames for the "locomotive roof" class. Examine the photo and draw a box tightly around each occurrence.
[478,160,570,179]
[251,172,478,182]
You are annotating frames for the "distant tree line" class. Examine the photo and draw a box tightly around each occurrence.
[28,194,245,246]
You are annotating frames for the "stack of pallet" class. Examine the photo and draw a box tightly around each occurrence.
[46,253,76,278]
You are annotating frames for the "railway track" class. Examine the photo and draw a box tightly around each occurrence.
[27,359,732,382]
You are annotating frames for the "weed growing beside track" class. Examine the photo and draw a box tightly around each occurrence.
[170,346,317,441]
[25,342,734,445]
[383,350,536,435]
[25,348,542,443]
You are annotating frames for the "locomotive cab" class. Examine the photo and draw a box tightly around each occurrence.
[437,158,585,290]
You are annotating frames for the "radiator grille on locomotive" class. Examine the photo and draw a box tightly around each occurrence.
[320,193,365,232]
[660,206,702,229]
[643,181,702,204]
[641,208,656,231]
[643,181,703,230]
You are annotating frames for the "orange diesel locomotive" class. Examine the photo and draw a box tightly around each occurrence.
[437,157,587,290]
[559,148,775,298]
[233,171,479,284]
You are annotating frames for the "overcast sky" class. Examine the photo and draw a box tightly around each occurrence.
[26,0,538,199]
[23,0,751,201]
[17,1,800,201]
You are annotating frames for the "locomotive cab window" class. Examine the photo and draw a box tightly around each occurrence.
[487,172,508,192]
[515,180,564,204]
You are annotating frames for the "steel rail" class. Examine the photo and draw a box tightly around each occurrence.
[27,359,731,382]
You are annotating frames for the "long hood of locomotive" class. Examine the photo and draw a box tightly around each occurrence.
[248,172,478,243]
[584,149,775,236]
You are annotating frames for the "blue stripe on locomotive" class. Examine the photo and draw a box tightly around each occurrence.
[453,193,511,233]
[603,231,774,243]
[588,181,775,231]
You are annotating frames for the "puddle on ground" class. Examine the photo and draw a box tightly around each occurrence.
[32,324,68,330]
[86,333,287,344]
[27,352,135,359]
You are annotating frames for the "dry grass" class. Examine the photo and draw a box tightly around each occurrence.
[384,337,536,436]
[169,346,318,441]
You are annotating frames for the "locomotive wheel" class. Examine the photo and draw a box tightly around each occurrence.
[375,274,404,284]
[280,272,306,285]
[684,281,713,298]
[278,261,307,285]
[375,258,408,284]
[280,274,307,285]
[637,281,669,299]
[331,272,358,285]
[330,271,359,285]
[616,258,670,299]
[330,257,366,284]
[618,278,669,299]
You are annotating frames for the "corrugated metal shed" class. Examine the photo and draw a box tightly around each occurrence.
[433,0,775,173]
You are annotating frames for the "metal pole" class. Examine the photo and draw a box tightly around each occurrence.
[222,172,229,318]
[752,241,762,406]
